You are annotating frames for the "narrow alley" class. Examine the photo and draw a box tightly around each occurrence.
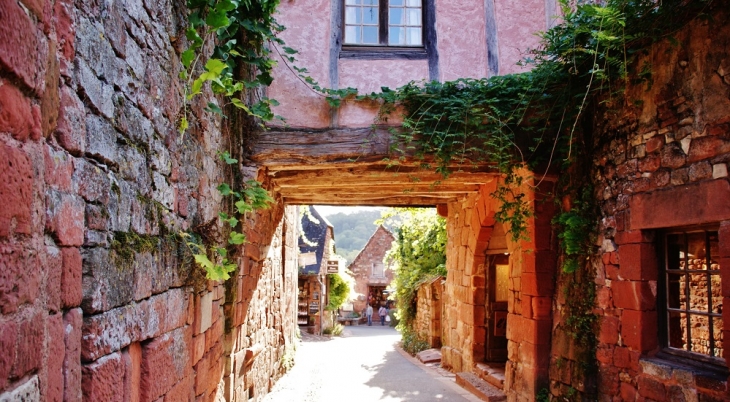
[262,326,479,402]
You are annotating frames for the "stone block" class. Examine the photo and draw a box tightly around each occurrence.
[195,292,214,335]
[55,86,87,154]
[617,243,658,281]
[521,272,554,297]
[81,289,187,361]
[73,158,111,205]
[85,114,119,165]
[82,247,135,314]
[0,0,47,93]
[0,320,18,391]
[621,309,658,353]
[61,247,83,308]
[0,376,40,401]
[164,375,194,402]
[64,308,82,402]
[637,374,666,401]
[122,343,141,402]
[140,327,191,402]
[45,189,85,247]
[0,145,33,239]
[47,313,65,402]
[611,280,655,311]
[81,353,125,402]
[12,310,45,378]
[0,79,39,142]
[0,245,40,314]
[599,315,619,345]
[44,145,74,191]
[74,58,114,119]
[45,246,63,313]
[688,137,730,163]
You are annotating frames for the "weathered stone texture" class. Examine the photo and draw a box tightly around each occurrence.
[550,6,730,401]
[0,0,298,400]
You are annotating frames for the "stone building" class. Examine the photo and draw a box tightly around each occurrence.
[347,225,395,317]
[1,0,729,401]
[297,206,335,333]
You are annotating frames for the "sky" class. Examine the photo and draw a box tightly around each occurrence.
[312,205,386,217]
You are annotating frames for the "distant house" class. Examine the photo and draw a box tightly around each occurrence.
[298,206,335,332]
[348,225,396,316]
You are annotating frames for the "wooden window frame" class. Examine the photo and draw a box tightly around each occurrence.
[657,226,726,369]
[339,0,435,61]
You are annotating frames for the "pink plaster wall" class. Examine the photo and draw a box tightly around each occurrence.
[495,0,546,75]
[269,0,333,129]
[435,0,488,81]
[337,59,428,127]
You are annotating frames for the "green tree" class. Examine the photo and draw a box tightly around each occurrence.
[326,273,350,310]
[380,208,446,329]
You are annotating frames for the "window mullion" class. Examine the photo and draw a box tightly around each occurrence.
[706,232,715,356]
[683,233,692,352]
[379,0,388,45]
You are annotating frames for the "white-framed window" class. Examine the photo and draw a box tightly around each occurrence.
[372,262,384,277]
[343,0,423,46]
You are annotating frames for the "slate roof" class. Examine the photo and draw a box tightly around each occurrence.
[298,206,334,275]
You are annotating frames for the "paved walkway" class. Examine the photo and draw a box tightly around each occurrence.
[261,325,480,402]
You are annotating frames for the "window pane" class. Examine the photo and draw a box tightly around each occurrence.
[688,272,709,313]
[713,317,724,358]
[687,232,707,269]
[345,26,360,44]
[667,273,685,309]
[346,0,360,4]
[389,27,403,45]
[666,233,685,270]
[363,6,378,24]
[495,264,509,302]
[692,315,710,354]
[406,27,421,45]
[389,7,404,24]
[390,0,404,5]
[406,0,420,6]
[363,0,377,4]
[362,26,378,44]
[406,8,421,25]
[668,311,687,350]
[712,274,722,313]
[345,6,360,24]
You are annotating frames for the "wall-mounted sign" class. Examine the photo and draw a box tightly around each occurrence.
[326,260,339,274]
[494,311,507,337]
[299,252,316,267]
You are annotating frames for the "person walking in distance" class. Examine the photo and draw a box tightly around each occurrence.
[378,305,387,326]
[366,304,373,326]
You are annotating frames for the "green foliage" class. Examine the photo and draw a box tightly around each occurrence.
[368,0,713,243]
[322,323,344,336]
[180,0,285,133]
[326,273,350,311]
[399,326,430,355]
[381,208,446,330]
[186,153,274,281]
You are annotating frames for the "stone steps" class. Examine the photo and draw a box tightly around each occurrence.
[455,372,507,402]
[474,362,506,389]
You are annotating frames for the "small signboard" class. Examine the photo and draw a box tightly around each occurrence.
[494,311,507,337]
[326,260,339,274]
[299,252,316,267]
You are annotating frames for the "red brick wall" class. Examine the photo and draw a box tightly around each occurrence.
[0,0,299,401]
[549,6,730,401]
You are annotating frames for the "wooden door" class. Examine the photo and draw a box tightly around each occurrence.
[485,254,509,362]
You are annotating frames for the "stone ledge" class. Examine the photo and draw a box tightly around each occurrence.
[455,372,506,401]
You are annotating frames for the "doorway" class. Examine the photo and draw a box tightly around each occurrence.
[484,253,509,362]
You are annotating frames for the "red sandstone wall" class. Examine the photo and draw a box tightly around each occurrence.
[549,6,730,401]
[0,0,298,401]
[440,176,557,402]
